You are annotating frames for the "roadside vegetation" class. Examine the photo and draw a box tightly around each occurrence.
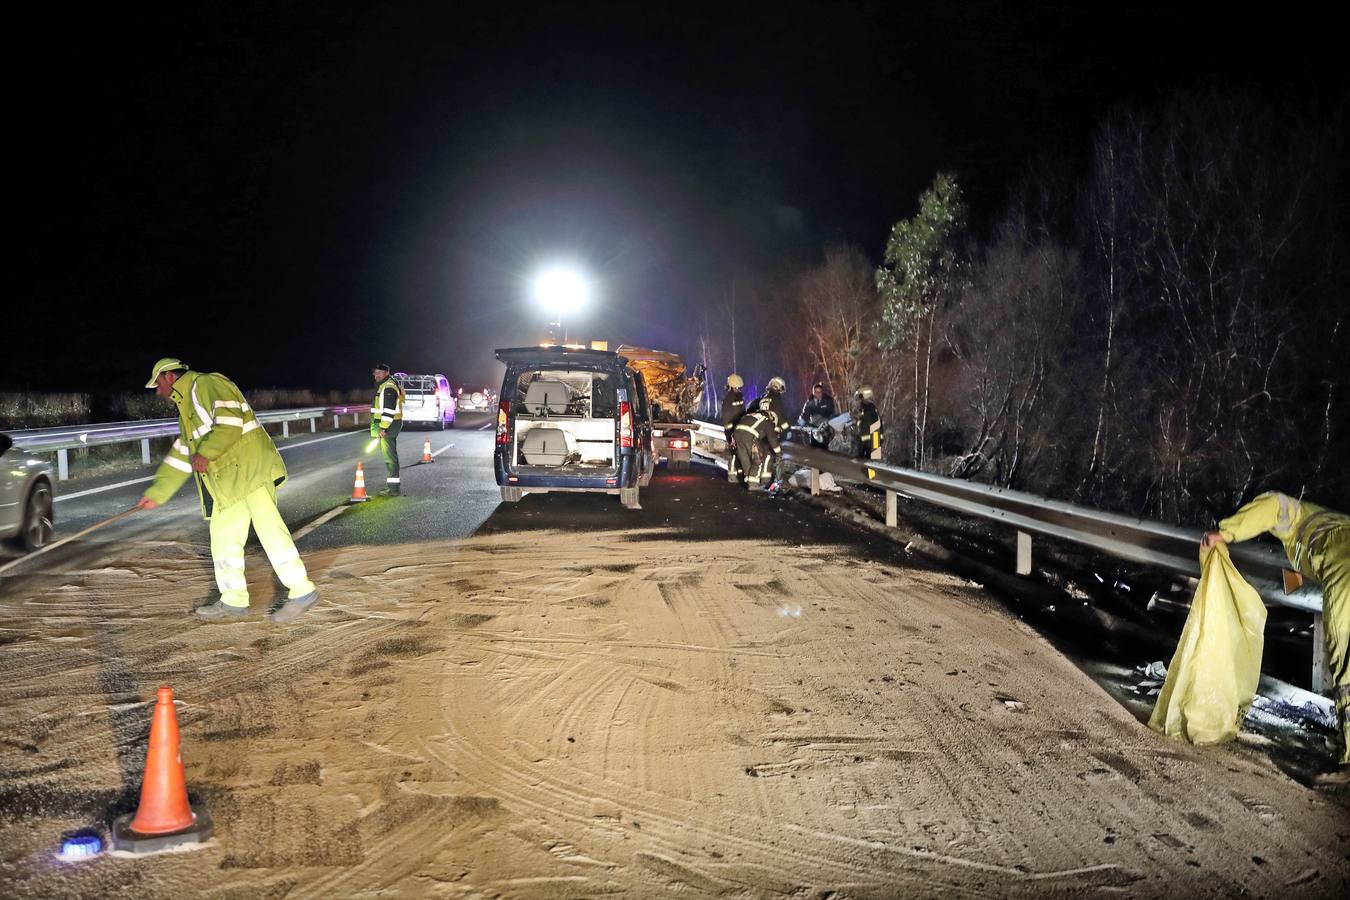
[704,87,1348,524]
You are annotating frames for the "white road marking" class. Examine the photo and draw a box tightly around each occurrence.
[432,442,456,458]
[54,430,366,503]
[476,420,494,430]
[292,505,353,541]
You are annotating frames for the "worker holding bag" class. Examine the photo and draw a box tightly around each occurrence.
[1182,492,1349,767]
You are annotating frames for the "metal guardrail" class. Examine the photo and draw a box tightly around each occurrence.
[690,417,1330,692]
[8,405,372,480]
[689,419,1322,615]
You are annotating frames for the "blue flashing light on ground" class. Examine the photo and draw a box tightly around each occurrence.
[59,834,102,860]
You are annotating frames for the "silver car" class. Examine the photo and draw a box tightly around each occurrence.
[0,433,55,552]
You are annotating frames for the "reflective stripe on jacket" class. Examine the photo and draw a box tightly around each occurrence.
[143,371,287,518]
[372,378,405,432]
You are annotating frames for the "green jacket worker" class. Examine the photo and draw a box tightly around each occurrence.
[371,364,405,496]
[135,358,319,623]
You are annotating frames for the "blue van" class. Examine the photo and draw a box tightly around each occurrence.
[494,346,655,509]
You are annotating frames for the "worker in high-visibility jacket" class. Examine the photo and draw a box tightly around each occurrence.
[1202,492,1349,767]
[371,363,405,495]
[134,358,319,623]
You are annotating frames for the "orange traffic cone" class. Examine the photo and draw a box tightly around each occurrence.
[421,437,434,463]
[111,685,212,852]
[349,462,369,503]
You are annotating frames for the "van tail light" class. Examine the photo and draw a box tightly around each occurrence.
[619,401,633,448]
[669,439,689,449]
[496,401,510,445]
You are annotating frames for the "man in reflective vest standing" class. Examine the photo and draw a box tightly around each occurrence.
[134,358,319,623]
[371,363,405,496]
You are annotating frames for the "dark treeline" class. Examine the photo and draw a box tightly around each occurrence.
[706,87,1349,525]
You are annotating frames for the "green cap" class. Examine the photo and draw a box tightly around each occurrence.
[145,357,188,388]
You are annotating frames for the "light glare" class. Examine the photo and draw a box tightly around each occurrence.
[531,266,590,314]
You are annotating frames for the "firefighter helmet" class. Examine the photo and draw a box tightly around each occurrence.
[855,385,875,403]
[767,376,786,393]
[726,373,744,390]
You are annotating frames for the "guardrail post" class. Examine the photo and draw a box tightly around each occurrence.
[810,468,821,496]
[885,490,897,527]
[1313,612,1328,693]
[1016,530,1033,576]
[57,448,69,481]
[140,438,151,465]
[282,421,290,438]
[352,413,359,426]
[333,414,340,429]
[309,418,317,433]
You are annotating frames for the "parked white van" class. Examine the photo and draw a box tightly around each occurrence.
[395,373,456,429]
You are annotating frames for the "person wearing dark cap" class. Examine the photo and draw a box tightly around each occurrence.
[371,364,405,495]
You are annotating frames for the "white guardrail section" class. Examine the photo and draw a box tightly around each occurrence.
[9,405,372,480]
[689,419,1330,688]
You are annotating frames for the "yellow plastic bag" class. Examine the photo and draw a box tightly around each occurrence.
[1148,543,1267,744]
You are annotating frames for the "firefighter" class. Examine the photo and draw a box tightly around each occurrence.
[800,382,837,448]
[720,374,746,481]
[853,385,883,460]
[134,358,319,623]
[1202,493,1349,767]
[761,376,791,438]
[371,364,405,495]
[733,403,782,487]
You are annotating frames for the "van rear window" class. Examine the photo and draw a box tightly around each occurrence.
[514,370,618,418]
[398,375,441,394]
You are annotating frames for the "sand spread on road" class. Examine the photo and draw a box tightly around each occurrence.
[1,530,1346,898]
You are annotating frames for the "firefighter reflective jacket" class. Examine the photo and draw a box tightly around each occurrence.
[719,388,745,435]
[143,371,287,518]
[734,410,782,454]
[758,392,790,435]
[371,377,405,435]
[855,401,882,455]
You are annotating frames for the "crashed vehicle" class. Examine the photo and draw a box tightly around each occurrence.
[614,345,704,470]
[494,346,656,509]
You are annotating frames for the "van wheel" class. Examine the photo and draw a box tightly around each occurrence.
[500,487,523,502]
[620,486,641,510]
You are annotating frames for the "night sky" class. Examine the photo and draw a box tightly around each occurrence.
[14,1,1346,393]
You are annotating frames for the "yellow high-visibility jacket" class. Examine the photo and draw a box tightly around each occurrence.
[1219,492,1349,587]
[143,371,287,518]
[371,377,404,434]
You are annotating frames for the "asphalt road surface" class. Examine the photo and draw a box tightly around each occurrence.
[2,414,1347,898]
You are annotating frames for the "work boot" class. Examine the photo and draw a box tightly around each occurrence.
[196,600,250,620]
[381,485,401,496]
[268,590,320,624]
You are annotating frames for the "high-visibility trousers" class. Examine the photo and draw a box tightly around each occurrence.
[208,485,315,608]
[1315,526,1349,763]
[379,421,403,487]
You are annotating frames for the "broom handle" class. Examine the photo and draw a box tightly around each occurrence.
[0,507,139,577]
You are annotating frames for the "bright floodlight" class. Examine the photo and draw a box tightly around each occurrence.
[531,265,591,315]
